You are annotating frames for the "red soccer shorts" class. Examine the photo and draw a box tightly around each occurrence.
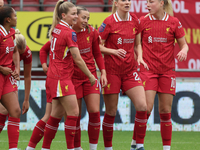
[0,74,18,99]
[139,71,176,95]
[46,77,76,100]
[72,78,100,99]
[102,70,143,95]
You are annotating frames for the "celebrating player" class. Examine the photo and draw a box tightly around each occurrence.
[72,6,107,150]
[0,6,20,150]
[98,0,148,150]
[40,1,96,150]
[130,0,188,150]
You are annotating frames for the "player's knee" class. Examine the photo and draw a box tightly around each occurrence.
[10,107,21,118]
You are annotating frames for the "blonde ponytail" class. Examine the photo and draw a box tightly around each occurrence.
[163,0,174,16]
[15,29,26,51]
[111,0,117,14]
[49,0,75,39]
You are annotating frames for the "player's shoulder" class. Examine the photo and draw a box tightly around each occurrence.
[129,12,138,20]
[168,15,180,23]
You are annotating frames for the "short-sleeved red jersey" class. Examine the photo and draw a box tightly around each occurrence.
[139,13,185,74]
[73,25,104,80]
[20,45,32,64]
[98,12,140,74]
[0,25,15,68]
[47,20,78,80]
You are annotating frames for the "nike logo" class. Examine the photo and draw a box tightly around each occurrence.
[170,89,174,91]
[146,28,151,31]
[114,30,120,33]
[165,124,172,126]
[139,125,146,127]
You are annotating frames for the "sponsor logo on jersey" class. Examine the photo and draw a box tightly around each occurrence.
[117,37,122,44]
[72,32,77,42]
[178,21,182,29]
[26,49,32,58]
[124,38,134,43]
[99,23,106,33]
[148,36,167,43]
[87,36,90,43]
[79,47,90,54]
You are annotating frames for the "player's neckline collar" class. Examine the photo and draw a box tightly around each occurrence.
[113,11,132,22]
[60,20,72,29]
[149,12,169,21]
[0,25,8,36]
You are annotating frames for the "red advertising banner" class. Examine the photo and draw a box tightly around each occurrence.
[130,0,200,77]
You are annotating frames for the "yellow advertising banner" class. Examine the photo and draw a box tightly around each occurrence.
[16,12,110,51]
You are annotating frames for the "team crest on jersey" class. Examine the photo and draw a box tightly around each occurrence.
[133,28,136,34]
[166,27,170,34]
[72,32,77,42]
[99,23,106,33]
[87,36,90,43]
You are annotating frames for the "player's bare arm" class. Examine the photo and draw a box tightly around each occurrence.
[134,33,149,70]
[177,36,189,62]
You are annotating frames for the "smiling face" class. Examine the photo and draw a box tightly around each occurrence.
[115,0,131,13]
[146,0,164,15]
[62,6,78,26]
[75,10,90,30]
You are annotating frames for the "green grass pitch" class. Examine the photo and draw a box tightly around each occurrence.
[0,130,200,150]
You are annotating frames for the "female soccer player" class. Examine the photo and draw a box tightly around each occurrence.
[41,1,96,150]
[72,6,107,150]
[0,29,32,131]
[130,0,188,150]
[98,0,148,150]
[0,6,21,150]
[25,41,52,150]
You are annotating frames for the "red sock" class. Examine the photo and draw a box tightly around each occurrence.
[7,117,20,149]
[132,113,150,141]
[74,116,81,148]
[88,112,100,144]
[28,120,46,148]
[135,111,147,144]
[102,113,115,147]
[0,113,7,133]
[160,113,172,146]
[65,116,78,149]
[42,116,61,149]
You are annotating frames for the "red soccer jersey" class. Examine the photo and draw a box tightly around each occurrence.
[0,25,15,68]
[73,25,105,80]
[39,41,50,65]
[139,13,185,74]
[20,45,32,64]
[47,20,78,80]
[98,12,140,74]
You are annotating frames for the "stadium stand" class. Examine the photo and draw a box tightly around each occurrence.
[76,0,105,12]
[42,0,57,12]
[10,0,40,11]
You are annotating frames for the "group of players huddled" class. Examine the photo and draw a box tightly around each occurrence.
[0,0,188,150]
